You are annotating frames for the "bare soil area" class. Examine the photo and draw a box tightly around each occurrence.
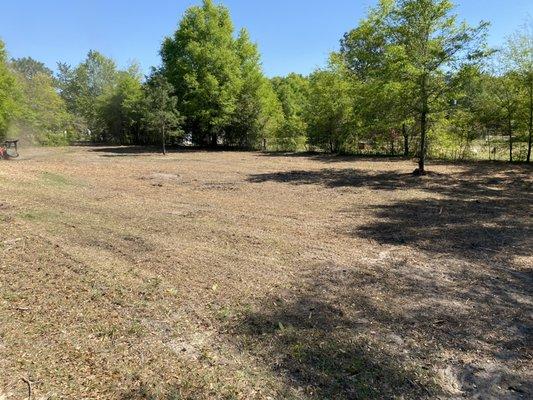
[0,146,531,399]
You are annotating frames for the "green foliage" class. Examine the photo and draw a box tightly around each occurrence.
[1,2,529,162]
[256,80,285,148]
[481,70,523,161]
[161,0,283,149]
[341,0,489,169]
[341,0,394,80]
[161,0,241,146]
[10,60,73,145]
[11,57,53,80]
[142,72,183,152]
[503,23,533,161]
[225,29,283,148]
[271,73,309,150]
[58,50,118,141]
[99,64,144,144]
[271,73,309,121]
[225,28,259,147]
[305,60,354,152]
[0,39,18,141]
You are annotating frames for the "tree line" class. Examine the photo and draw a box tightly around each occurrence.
[0,0,532,169]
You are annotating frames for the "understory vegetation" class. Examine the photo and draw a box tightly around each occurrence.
[0,0,532,169]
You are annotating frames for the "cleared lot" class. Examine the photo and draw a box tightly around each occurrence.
[0,146,531,399]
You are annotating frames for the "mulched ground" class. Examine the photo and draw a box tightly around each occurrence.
[0,146,531,399]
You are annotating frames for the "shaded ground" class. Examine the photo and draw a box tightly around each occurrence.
[0,147,531,399]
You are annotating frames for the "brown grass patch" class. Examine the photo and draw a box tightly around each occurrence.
[0,146,531,399]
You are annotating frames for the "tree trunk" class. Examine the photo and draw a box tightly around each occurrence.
[527,76,533,162]
[508,113,513,163]
[419,110,427,172]
[162,126,167,156]
[418,75,428,174]
[403,123,409,157]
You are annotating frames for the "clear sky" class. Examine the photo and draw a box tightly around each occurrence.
[1,0,532,78]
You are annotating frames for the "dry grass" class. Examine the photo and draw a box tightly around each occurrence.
[0,146,531,399]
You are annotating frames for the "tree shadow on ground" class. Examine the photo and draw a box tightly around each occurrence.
[89,146,188,157]
[230,296,433,399]
[88,145,257,157]
[248,164,531,196]
[240,163,532,398]
[226,254,531,399]
[249,164,532,262]
[258,151,408,164]
[249,168,420,189]
[351,197,531,261]
[258,151,533,166]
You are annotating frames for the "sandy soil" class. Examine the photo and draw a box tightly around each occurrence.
[0,146,531,399]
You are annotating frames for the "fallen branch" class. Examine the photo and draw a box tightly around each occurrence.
[21,377,33,400]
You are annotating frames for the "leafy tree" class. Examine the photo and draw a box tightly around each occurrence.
[429,66,486,159]
[482,70,522,162]
[0,39,18,141]
[341,0,413,155]
[225,29,282,148]
[226,29,263,147]
[56,62,77,113]
[161,0,241,146]
[223,29,284,149]
[392,0,489,171]
[99,64,144,144]
[11,63,72,145]
[305,58,354,153]
[256,80,285,150]
[342,0,489,172]
[340,0,393,80]
[142,72,183,154]
[504,24,533,162]
[58,50,117,140]
[271,73,309,150]
[11,57,53,80]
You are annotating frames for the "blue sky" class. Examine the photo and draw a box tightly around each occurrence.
[1,0,532,77]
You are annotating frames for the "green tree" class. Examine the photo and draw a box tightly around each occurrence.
[224,29,284,149]
[306,59,354,153]
[99,64,144,144]
[342,0,489,172]
[341,0,412,155]
[226,29,266,148]
[58,50,117,141]
[142,72,183,154]
[0,39,18,141]
[271,73,309,150]
[392,0,489,172]
[504,24,533,162]
[257,80,285,150]
[483,71,522,162]
[11,57,53,80]
[430,66,487,160]
[11,63,72,145]
[161,0,241,146]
